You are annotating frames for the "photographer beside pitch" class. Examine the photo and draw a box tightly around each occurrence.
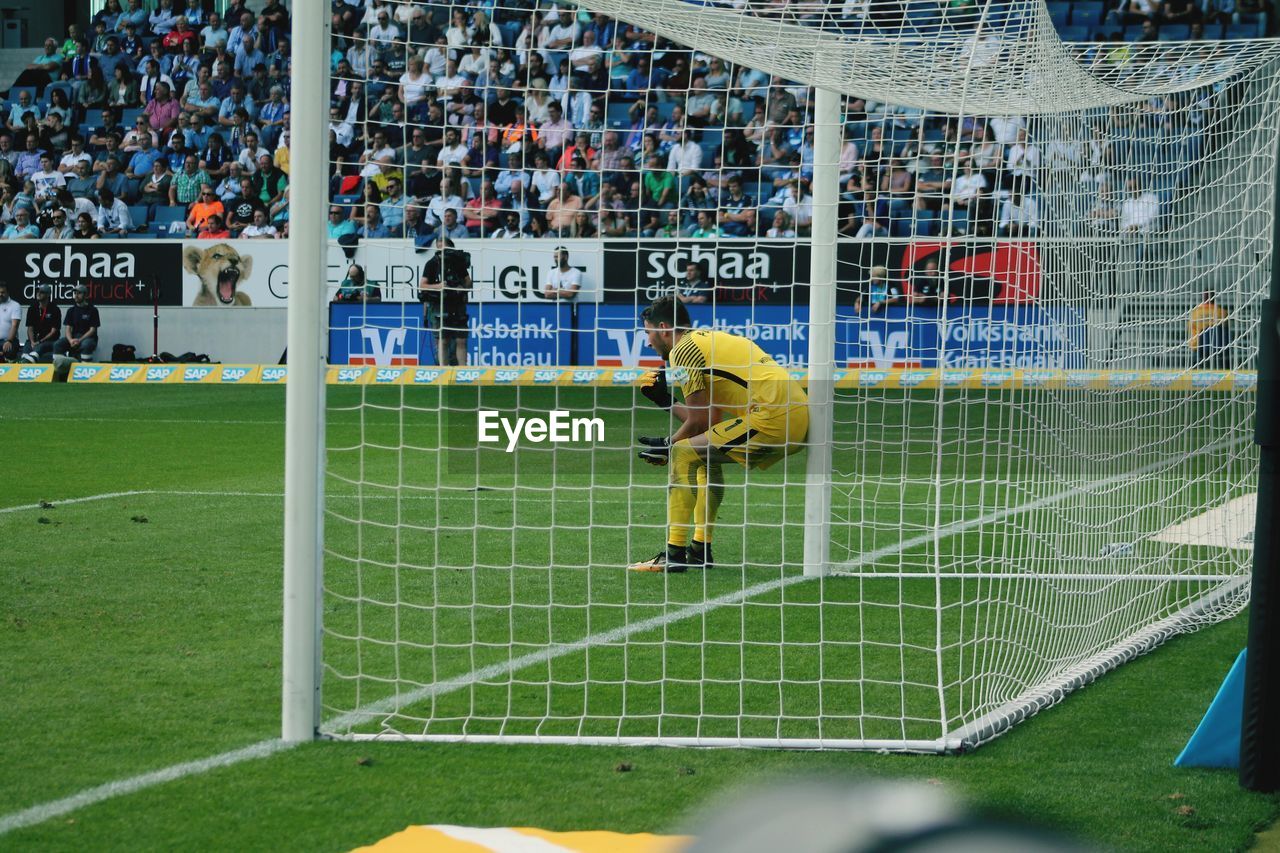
[19,284,60,363]
[55,284,99,362]
[418,236,472,367]
[630,296,809,573]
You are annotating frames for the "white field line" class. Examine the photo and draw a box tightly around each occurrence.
[0,489,803,510]
[0,491,149,514]
[0,740,294,835]
[0,415,285,426]
[0,480,1018,514]
[0,434,1252,835]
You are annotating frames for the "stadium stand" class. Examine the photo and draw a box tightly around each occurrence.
[0,0,1270,241]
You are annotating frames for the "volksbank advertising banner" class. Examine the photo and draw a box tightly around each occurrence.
[331,303,1084,369]
[586,303,808,367]
[842,304,1085,369]
[331,301,573,366]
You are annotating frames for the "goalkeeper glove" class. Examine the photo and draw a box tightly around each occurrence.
[637,435,670,466]
[639,369,672,410]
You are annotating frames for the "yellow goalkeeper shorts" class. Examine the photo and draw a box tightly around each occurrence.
[706,404,809,470]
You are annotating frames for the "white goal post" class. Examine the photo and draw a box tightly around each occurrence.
[283,0,1280,750]
[281,2,329,743]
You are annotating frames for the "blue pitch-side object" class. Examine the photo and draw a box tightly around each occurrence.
[1175,649,1246,769]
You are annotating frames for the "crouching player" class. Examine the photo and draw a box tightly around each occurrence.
[629,296,809,573]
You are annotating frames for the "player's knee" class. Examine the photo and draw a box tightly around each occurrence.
[669,440,701,485]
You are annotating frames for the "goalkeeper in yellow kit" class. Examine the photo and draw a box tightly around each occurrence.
[628,296,809,573]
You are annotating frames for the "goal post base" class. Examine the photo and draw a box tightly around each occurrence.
[328,732,951,753]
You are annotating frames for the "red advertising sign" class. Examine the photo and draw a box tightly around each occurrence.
[899,241,1041,303]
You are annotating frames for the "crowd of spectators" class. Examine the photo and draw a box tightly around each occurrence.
[0,0,292,239]
[319,0,1219,243]
[0,0,1255,242]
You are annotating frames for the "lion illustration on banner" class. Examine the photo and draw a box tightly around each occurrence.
[186,243,254,306]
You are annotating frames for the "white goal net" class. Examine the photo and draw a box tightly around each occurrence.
[299,0,1280,750]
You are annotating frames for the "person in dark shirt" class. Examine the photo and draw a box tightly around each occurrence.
[20,283,61,363]
[488,88,520,127]
[418,238,472,367]
[226,175,266,232]
[88,109,123,148]
[909,259,948,307]
[55,284,101,361]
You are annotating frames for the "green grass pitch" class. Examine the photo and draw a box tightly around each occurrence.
[1,384,1276,851]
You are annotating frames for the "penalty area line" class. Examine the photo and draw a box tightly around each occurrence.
[0,739,296,836]
[0,491,150,514]
[0,490,805,511]
[0,434,1252,834]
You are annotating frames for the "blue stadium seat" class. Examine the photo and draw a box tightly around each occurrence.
[913,210,937,237]
[909,22,946,37]
[1070,0,1106,26]
[6,86,35,102]
[127,204,149,225]
[1225,22,1261,38]
[1048,2,1072,27]
[655,101,679,121]
[606,101,633,127]
[1159,24,1192,39]
[879,126,907,151]
[152,206,186,226]
[120,107,143,127]
[844,120,869,145]
[333,193,361,206]
[498,20,521,48]
[1059,24,1092,40]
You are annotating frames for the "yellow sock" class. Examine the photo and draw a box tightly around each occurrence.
[694,462,724,544]
[667,440,701,547]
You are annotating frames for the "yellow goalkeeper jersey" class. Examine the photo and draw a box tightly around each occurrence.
[1188,301,1228,350]
[667,329,807,422]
